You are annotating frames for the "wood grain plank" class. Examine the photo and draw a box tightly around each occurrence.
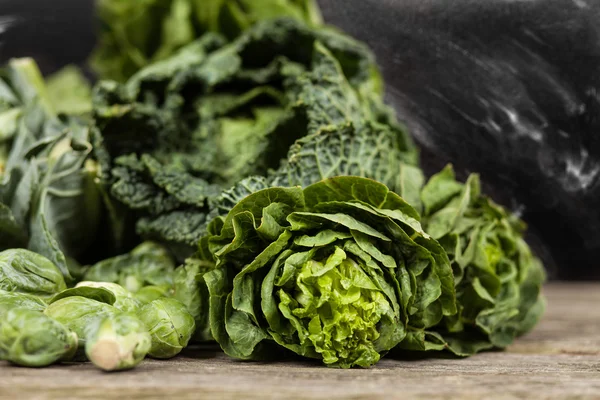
[0,283,598,400]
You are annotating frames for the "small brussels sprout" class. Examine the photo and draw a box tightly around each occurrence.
[0,289,47,316]
[0,308,78,367]
[83,242,176,293]
[134,285,171,305]
[45,296,119,351]
[85,313,151,371]
[137,298,195,359]
[75,281,141,313]
[0,249,66,299]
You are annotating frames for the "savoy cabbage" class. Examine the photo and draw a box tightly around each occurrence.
[93,18,421,259]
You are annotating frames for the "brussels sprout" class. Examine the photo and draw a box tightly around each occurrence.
[85,313,151,371]
[0,308,78,367]
[83,242,176,293]
[0,289,46,316]
[75,281,141,313]
[45,296,119,351]
[137,298,195,359]
[201,177,456,368]
[0,249,66,299]
[134,285,171,305]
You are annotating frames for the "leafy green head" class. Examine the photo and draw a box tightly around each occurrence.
[92,16,417,258]
[137,298,195,359]
[85,313,151,371]
[0,249,66,299]
[419,165,546,354]
[202,176,456,368]
[0,308,78,367]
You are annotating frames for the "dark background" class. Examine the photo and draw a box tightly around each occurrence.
[1,0,600,280]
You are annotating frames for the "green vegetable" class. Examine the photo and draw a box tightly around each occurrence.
[201,176,455,368]
[0,58,53,250]
[45,66,93,115]
[416,165,546,355]
[137,297,195,359]
[0,289,47,316]
[91,0,322,82]
[93,18,419,258]
[172,257,214,341]
[0,58,119,283]
[75,281,142,313]
[83,241,176,293]
[85,313,152,371]
[0,249,66,299]
[0,308,78,367]
[0,0,548,371]
[0,58,47,182]
[45,296,120,351]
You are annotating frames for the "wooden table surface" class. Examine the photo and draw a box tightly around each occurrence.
[0,283,599,400]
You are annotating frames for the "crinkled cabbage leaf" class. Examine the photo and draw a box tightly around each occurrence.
[93,19,419,259]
